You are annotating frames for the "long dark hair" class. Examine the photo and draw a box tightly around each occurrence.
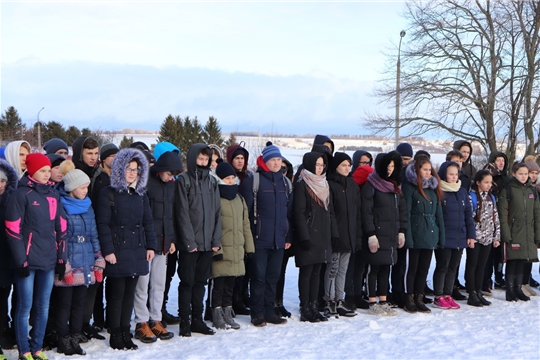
[471,169,494,223]
[414,158,443,202]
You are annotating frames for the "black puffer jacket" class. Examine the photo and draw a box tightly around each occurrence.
[0,160,18,287]
[361,152,407,266]
[97,148,157,277]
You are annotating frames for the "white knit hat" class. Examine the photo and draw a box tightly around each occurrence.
[63,169,90,192]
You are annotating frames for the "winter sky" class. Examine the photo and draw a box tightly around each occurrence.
[1,1,408,135]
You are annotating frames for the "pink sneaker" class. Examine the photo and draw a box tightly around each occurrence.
[445,296,461,309]
[433,296,452,309]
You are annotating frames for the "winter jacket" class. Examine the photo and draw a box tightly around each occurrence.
[361,152,407,265]
[96,148,157,277]
[72,136,103,194]
[484,151,511,197]
[212,193,255,278]
[403,163,445,249]
[147,151,183,253]
[328,172,362,252]
[174,143,222,252]
[470,191,501,246]
[453,140,477,180]
[57,189,104,286]
[240,156,293,250]
[5,176,68,271]
[498,177,540,262]
[438,162,476,250]
[0,160,18,287]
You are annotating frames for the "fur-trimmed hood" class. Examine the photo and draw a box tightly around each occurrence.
[110,148,149,195]
[375,151,403,185]
[0,159,18,206]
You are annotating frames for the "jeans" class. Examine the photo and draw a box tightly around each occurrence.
[250,248,283,319]
[324,252,351,301]
[14,268,54,355]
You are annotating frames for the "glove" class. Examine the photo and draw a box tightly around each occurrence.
[398,233,405,249]
[213,254,224,261]
[95,269,104,283]
[300,240,311,251]
[17,266,30,278]
[55,263,66,281]
[64,271,74,285]
[368,235,379,253]
[331,237,339,251]
[246,253,254,260]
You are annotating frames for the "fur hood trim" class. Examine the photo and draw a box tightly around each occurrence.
[110,148,149,195]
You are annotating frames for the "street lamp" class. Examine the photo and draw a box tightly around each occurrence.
[395,30,406,148]
[37,107,44,149]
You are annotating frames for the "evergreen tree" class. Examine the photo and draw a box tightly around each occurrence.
[0,106,24,141]
[203,116,224,148]
[42,121,66,142]
[81,128,92,137]
[224,133,238,148]
[157,114,181,147]
[65,126,81,145]
[119,135,134,149]
[192,117,204,144]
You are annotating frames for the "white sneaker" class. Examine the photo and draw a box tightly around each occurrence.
[368,303,388,316]
[380,302,398,316]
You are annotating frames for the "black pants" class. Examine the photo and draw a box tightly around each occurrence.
[82,282,99,325]
[163,250,179,312]
[506,259,525,277]
[55,286,88,336]
[465,243,491,293]
[275,247,294,302]
[433,248,462,296]
[106,276,139,330]
[404,248,433,294]
[210,276,235,308]
[366,264,390,298]
[484,246,504,288]
[523,262,532,284]
[92,281,105,327]
[0,285,11,339]
[177,251,213,320]
[344,250,365,298]
[391,248,407,294]
[298,263,323,304]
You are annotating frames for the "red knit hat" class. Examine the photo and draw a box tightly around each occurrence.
[26,153,52,177]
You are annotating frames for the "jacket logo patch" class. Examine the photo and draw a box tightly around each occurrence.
[31,200,40,206]
[529,194,535,199]
[511,244,521,250]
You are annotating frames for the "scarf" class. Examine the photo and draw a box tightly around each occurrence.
[300,168,330,210]
[440,180,461,192]
[218,184,238,201]
[368,172,399,193]
[353,166,373,186]
[61,194,91,215]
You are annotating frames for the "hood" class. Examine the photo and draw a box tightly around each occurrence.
[226,143,249,173]
[453,140,473,163]
[0,159,18,206]
[153,142,180,161]
[110,148,149,195]
[208,144,224,159]
[150,150,183,176]
[186,143,213,178]
[438,161,460,181]
[71,136,98,176]
[375,151,403,185]
[351,150,372,174]
[313,135,334,154]
[282,157,293,181]
[302,151,326,175]
[487,151,508,172]
[4,140,31,179]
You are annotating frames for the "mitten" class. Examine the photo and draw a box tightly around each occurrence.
[368,235,379,253]
[300,240,311,251]
[64,271,74,285]
[95,269,104,283]
[398,233,405,248]
[213,254,224,261]
[55,263,66,281]
[246,253,254,260]
[17,266,30,278]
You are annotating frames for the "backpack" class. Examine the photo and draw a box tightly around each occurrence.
[470,191,496,212]
[179,171,217,196]
[252,172,292,226]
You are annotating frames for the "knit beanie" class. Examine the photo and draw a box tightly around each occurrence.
[525,160,540,173]
[46,154,66,168]
[262,141,282,163]
[100,143,119,160]
[25,153,52,177]
[130,141,150,151]
[0,170,7,182]
[396,143,413,157]
[332,152,351,172]
[63,169,91,192]
[43,138,69,155]
[232,148,247,160]
[216,158,236,179]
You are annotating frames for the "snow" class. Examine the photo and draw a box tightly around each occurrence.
[4,259,540,359]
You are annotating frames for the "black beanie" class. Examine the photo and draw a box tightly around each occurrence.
[216,158,236,179]
[332,152,351,172]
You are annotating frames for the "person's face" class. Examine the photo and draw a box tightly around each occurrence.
[401,156,412,166]
[336,160,351,177]
[387,160,395,177]
[0,179,6,195]
[529,170,539,183]
[420,163,432,180]
[359,155,371,167]
[103,154,116,169]
[82,147,99,167]
[232,155,245,171]
[460,145,471,162]
[446,166,459,183]
[514,166,529,184]
[125,161,139,184]
[210,153,219,170]
[71,183,89,200]
[266,157,283,173]
[32,166,51,184]
[19,146,29,170]
[323,142,333,153]
[221,175,236,185]
[495,156,505,171]
[55,149,69,158]
[477,175,493,192]
[315,157,325,176]
[450,156,463,169]
[50,166,63,183]
[196,153,210,167]
[159,171,174,183]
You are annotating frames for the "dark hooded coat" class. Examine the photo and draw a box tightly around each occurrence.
[351,150,373,174]
[96,148,157,277]
[484,151,511,197]
[453,140,477,179]
[72,136,103,195]
[226,143,251,184]
[0,160,18,287]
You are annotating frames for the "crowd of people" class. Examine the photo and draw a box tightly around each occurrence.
[0,134,538,360]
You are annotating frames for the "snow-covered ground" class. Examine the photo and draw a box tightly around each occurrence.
[4,258,540,360]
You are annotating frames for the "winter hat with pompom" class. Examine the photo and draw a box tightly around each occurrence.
[262,141,282,163]
[216,158,236,180]
[25,153,51,177]
[63,169,90,192]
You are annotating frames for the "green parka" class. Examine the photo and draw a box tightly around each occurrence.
[498,177,540,262]
[212,194,255,278]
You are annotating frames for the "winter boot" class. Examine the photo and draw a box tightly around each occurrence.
[451,286,467,301]
[530,276,540,288]
[324,300,337,317]
[121,327,138,350]
[191,318,215,335]
[300,303,318,323]
[403,293,418,313]
[223,306,240,329]
[414,293,431,313]
[274,300,291,318]
[353,294,370,310]
[179,319,191,337]
[0,324,16,350]
[505,275,518,301]
[345,295,357,311]
[82,323,105,340]
[466,291,483,307]
[265,314,287,325]
[134,322,157,343]
[311,301,328,322]
[42,330,58,351]
[336,300,357,317]
[149,320,174,340]
[211,307,228,330]
[70,335,86,356]
[109,328,126,350]
[57,335,75,355]
[515,275,530,301]
[162,309,180,326]
[477,291,491,306]
[232,290,250,316]
[71,333,88,344]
